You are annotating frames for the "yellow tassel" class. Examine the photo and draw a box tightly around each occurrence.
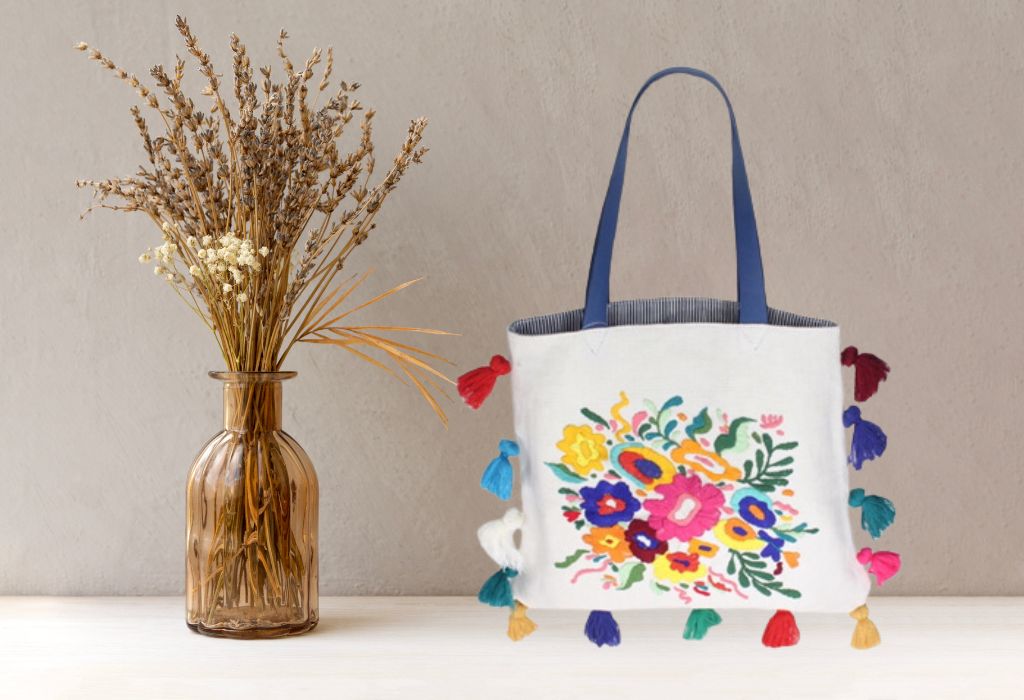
[507,601,537,642]
[850,604,881,649]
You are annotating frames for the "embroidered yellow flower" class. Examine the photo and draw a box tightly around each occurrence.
[652,551,707,584]
[557,424,608,476]
[582,525,631,563]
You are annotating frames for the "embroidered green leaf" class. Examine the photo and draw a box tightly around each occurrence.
[545,462,586,483]
[663,419,678,438]
[617,562,646,590]
[772,456,795,467]
[557,487,579,496]
[774,441,798,452]
[580,408,610,428]
[714,417,755,454]
[777,587,802,599]
[661,395,684,412]
[685,407,712,439]
[574,520,585,530]
[554,549,588,568]
[655,582,671,592]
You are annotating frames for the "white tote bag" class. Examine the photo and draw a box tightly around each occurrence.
[473,68,895,648]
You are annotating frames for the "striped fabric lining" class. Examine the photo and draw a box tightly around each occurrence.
[509,297,835,336]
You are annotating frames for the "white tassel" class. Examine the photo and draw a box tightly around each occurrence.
[477,508,523,571]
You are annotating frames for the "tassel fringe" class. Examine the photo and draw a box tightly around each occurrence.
[762,610,800,648]
[480,439,519,500]
[507,601,537,641]
[841,346,891,402]
[843,406,888,470]
[477,508,524,571]
[683,608,722,640]
[478,567,518,608]
[849,604,881,649]
[458,355,511,409]
[849,488,896,538]
[857,548,902,586]
[584,610,621,647]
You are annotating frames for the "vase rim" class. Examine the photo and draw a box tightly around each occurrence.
[209,371,297,382]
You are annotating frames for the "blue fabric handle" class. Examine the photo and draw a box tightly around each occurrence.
[582,67,769,328]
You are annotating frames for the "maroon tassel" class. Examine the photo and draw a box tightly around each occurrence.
[458,355,511,409]
[841,346,890,402]
[762,610,800,648]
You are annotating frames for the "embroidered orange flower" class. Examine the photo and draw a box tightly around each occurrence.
[713,517,763,552]
[688,539,720,558]
[783,551,801,569]
[582,525,631,563]
[557,424,608,476]
[671,440,742,481]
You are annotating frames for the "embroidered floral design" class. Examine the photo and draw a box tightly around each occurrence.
[580,480,642,526]
[556,424,608,476]
[643,474,724,542]
[548,394,818,601]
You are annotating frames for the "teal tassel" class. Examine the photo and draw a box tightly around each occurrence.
[683,608,722,640]
[478,567,517,608]
[481,440,519,500]
[849,488,896,538]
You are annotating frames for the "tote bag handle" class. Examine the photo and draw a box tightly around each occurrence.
[582,67,769,328]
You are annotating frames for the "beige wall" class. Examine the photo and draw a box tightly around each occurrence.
[1,0,1022,595]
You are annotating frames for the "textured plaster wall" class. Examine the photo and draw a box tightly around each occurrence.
[1,0,1022,595]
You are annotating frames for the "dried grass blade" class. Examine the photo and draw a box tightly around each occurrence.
[325,327,454,365]
[331,328,454,384]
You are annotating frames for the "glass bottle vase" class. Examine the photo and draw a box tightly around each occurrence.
[186,371,318,638]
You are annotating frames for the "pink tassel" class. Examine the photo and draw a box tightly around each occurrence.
[841,346,890,402]
[857,547,902,586]
[457,355,511,409]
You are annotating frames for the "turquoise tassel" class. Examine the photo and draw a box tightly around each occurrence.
[481,439,519,500]
[849,488,896,539]
[683,608,722,640]
[478,567,517,608]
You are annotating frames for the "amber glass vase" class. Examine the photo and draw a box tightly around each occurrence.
[186,371,318,638]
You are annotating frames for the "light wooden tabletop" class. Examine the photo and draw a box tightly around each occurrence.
[0,596,1019,699]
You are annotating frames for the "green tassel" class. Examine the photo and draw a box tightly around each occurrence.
[683,608,722,640]
[478,567,517,608]
[849,488,896,539]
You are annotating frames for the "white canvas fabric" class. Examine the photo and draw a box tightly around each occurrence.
[505,298,870,613]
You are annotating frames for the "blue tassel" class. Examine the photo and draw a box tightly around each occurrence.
[849,488,896,538]
[478,567,517,608]
[843,406,887,470]
[584,610,621,647]
[481,439,519,500]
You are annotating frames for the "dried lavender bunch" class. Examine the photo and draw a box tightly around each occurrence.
[77,17,452,424]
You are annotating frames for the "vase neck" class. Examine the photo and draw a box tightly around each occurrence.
[211,372,296,433]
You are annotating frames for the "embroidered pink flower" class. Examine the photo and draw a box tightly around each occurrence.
[643,473,724,542]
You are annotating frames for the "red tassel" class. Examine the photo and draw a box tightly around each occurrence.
[841,346,890,402]
[457,355,511,409]
[762,610,800,648]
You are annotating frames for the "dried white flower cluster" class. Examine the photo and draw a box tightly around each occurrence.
[139,223,271,301]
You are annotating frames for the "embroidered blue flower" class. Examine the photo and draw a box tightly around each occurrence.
[737,494,777,528]
[579,480,641,526]
[758,529,786,562]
